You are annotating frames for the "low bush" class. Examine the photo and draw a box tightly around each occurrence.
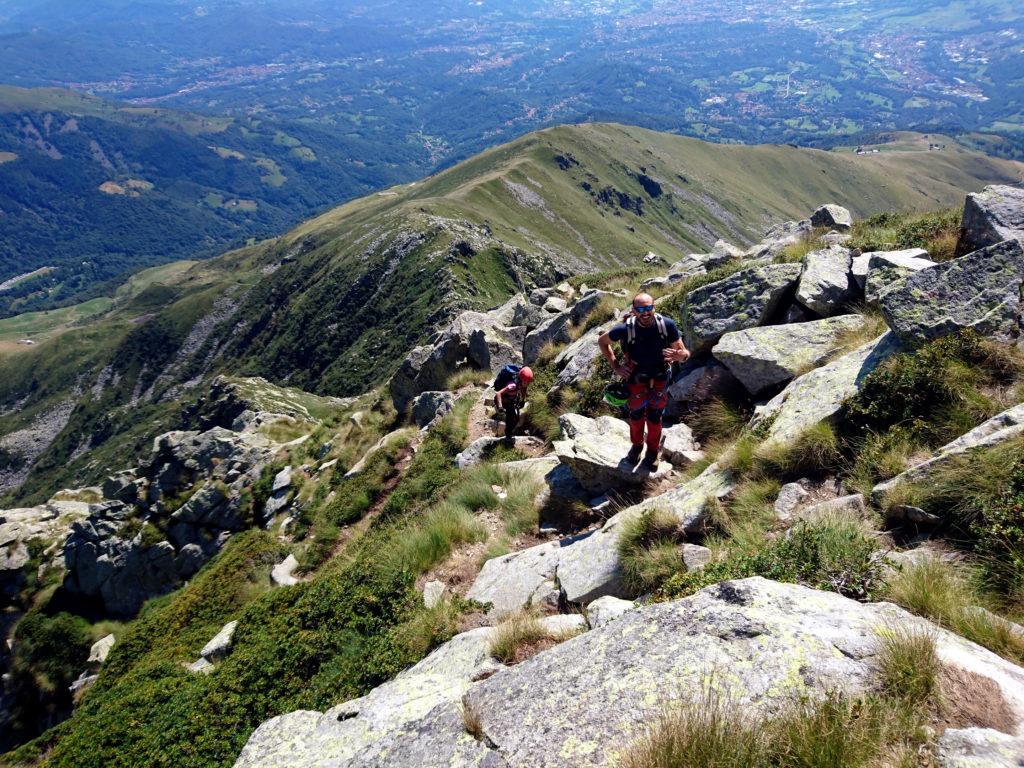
[849,208,962,262]
[664,516,881,602]
[840,330,1023,448]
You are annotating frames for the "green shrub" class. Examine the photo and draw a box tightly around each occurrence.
[664,516,881,601]
[3,612,91,746]
[849,208,962,262]
[840,331,1022,447]
[844,428,918,497]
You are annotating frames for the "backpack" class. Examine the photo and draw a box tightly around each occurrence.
[625,313,668,346]
[492,363,522,391]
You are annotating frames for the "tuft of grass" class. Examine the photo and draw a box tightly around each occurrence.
[620,687,764,768]
[390,501,488,574]
[885,557,1024,664]
[690,398,750,444]
[877,626,940,707]
[773,229,827,264]
[753,422,842,481]
[488,611,548,664]
[664,514,881,602]
[620,688,919,768]
[844,428,918,498]
[460,695,486,741]
[618,508,685,596]
[445,367,493,390]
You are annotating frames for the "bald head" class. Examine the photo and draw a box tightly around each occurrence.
[633,292,654,308]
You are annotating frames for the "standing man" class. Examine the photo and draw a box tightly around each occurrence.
[598,293,690,469]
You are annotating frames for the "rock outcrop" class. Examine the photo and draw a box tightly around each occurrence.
[711,315,864,394]
[750,332,901,444]
[880,239,1024,347]
[958,185,1024,256]
[234,578,1024,768]
[63,425,279,616]
[682,263,801,353]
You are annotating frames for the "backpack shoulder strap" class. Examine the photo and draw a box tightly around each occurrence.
[654,313,667,340]
[626,315,636,345]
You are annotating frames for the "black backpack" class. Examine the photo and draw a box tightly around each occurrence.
[492,363,522,391]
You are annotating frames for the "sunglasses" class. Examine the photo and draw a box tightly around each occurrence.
[633,304,655,314]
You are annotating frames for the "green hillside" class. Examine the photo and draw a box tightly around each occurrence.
[0,86,426,317]
[1,122,1022,505]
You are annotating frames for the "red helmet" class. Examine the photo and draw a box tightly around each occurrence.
[518,366,534,383]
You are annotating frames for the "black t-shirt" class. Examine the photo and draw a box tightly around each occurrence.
[608,315,681,376]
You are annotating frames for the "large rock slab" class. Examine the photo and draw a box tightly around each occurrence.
[682,263,801,354]
[466,540,562,615]
[873,403,1024,505]
[863,250,936,306]
[553,414,672,494]
[958,184,1024,256]
[556,464,733,604]
[749,332,901,444]
[237,577,1024,767]
[665,360,741,415]
[796,246,855,316]
[712,315,865,394]
[233,627,500,768]
[881,239,1024,347]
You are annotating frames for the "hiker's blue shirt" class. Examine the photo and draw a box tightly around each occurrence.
[609,316,681,376]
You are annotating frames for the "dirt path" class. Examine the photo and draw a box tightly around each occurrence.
[328,433,422,558]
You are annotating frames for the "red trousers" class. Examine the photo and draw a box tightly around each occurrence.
[627,375,669,451]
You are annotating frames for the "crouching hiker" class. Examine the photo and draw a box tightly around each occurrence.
[598,293,690,470]
[493,364,534,445]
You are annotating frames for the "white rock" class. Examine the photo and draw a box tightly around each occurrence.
[539,614,587,636]
[200,620,238,663]
[271,554,300,587]
[796,246,855,316]
[423,580,447,609]
[88,634,116,665]
[586,596,636,628]
[272,466,292,493]
[466,540,561,615]
[774,482,809,521]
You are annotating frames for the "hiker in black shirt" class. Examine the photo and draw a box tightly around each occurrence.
[598,293,690,469]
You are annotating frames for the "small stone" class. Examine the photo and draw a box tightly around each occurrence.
[423,580,447,609]
[681,544,712,571]
[188,657,215,675]
[774,482,809,521]
[539,614,587,636]
[586,596,636,628]
[200,620,238,663]
[88,634,116,665]
[271,554,300,586]
[272,467,292,494]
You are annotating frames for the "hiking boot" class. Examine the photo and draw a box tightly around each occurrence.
[626,444,643,465]
[642,448,660,471]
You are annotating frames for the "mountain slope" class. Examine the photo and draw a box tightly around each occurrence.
[1,122,1022,505]
[0,86,426,316]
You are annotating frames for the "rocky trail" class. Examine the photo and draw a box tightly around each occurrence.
[4,188,1024,767]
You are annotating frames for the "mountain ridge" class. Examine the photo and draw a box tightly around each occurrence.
[0,122,1022,507]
